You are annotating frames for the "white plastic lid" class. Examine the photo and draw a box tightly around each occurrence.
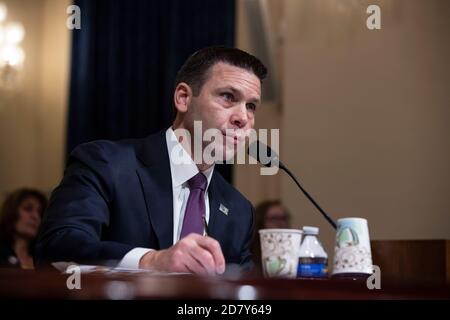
[299,226,327,258]
[302,226,319,235]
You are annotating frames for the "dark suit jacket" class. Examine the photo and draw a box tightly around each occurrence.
[35,130,255,270]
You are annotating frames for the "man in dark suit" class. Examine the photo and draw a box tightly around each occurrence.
[35,46,267,275]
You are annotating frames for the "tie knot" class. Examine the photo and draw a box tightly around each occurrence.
[188,172,207,191]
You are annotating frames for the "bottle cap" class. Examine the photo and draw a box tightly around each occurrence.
[302,226,319,235]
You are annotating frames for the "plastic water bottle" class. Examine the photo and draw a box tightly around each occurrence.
[297,226,328,278]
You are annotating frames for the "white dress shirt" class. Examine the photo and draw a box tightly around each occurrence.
[117,127,214,269]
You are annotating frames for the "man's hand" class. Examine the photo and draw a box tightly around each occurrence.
[139,233,225,275]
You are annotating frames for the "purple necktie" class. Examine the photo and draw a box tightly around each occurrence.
[180,172,207,238]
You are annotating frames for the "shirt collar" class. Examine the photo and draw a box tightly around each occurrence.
[165,127,214,189]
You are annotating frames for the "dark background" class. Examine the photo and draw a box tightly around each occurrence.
[67,0,236,181]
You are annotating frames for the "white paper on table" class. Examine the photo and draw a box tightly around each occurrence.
[51,261,189,275]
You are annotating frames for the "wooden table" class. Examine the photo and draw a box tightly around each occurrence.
[371,240,450,283]
[0,268,449,300]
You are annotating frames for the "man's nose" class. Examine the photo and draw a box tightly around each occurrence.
[230,103,248,128]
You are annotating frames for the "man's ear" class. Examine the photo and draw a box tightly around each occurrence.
[173,82,192,113]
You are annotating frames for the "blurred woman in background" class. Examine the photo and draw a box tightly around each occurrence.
[0,189,47,269]
[251,200,291,270]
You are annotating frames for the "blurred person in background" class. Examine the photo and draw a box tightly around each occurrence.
[251,200,291,269]
[0,189,47,269]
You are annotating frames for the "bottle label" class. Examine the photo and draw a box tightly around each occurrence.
[297,263,328,278]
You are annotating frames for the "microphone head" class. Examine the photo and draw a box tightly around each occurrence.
[247,140,281,168]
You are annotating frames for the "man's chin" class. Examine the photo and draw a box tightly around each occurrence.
[222,149,236,163]
[222,142,245,163]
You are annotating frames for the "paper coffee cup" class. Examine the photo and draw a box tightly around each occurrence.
[259,228,303,278]
[332,217,373,275]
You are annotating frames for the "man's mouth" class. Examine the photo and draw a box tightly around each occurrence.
[222,131,244,145]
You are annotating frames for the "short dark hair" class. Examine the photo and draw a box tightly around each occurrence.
[175,46,267,96]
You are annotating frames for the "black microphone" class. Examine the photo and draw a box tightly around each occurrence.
[248,140,337,230]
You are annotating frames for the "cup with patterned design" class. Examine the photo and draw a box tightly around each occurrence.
[259,229,303,278]
[332,217,373,276]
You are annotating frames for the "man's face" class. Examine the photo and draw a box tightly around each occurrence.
[183,62,261,160]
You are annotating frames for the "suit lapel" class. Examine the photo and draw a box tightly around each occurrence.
[136,131,174,250]
[207,172,230,245]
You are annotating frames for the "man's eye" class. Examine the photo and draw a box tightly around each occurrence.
[221,92,234,101]
[246,103,256,112]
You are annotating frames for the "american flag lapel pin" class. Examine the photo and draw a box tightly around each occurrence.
[219,203,229,215]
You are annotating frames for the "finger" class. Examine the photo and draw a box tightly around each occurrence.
[187,243,216,275]
[195,236,226,274]
[182,251,209,276]
[183,234,226,274]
